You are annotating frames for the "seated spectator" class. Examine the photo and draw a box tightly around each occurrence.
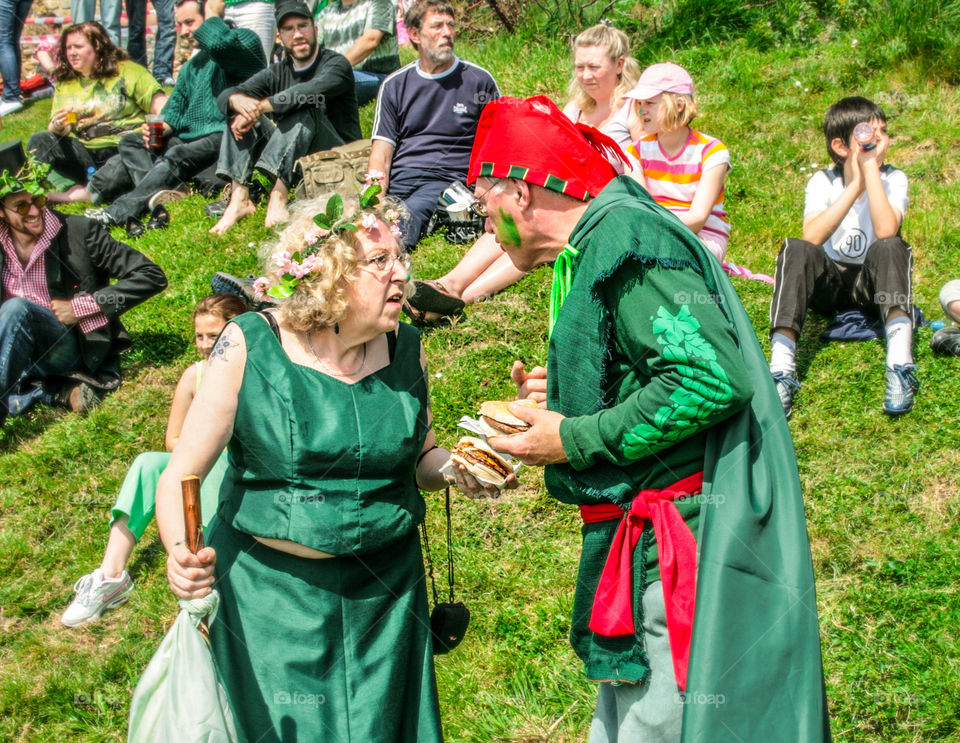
[315,0,401,107]
[62,293,248,627]
[625,63,731,263]
[33,39,60,81]
[404,21,640,325]
[0,143,167,427]
[84,0,266,237]
[562,23,639,162]
[768,96,916,417]
[931,280,960,355]
[367,0,506,324]
[209,0,361,234]
[28,22,167,205]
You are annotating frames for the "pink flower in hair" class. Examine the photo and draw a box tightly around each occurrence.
[389,222,402,238]
[300,254,324,275]
[253,276,271,301]
[360,212,378,230]
[385,208,400,222]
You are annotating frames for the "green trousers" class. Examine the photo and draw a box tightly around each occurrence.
[109,450,227,539]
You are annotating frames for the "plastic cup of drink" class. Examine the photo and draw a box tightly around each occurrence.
[146,115,165,150]
[853,122,876,150]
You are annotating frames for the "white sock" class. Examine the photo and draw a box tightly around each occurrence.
[769,332,797,375]
[885,315,913,367]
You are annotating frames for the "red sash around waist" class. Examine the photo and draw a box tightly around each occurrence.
[579,471,703,690]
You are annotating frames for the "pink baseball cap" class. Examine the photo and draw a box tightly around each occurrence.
[624,62,694,101]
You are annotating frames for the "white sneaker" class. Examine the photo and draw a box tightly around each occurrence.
[0,99,24,116]
[62,569,134,627]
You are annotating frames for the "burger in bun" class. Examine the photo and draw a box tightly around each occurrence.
[477,398,538,436]
[449,436,513,487]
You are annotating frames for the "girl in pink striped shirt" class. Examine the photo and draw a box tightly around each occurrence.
[625,63,731,262]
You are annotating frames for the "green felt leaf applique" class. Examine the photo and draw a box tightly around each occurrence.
[621,304,735,460]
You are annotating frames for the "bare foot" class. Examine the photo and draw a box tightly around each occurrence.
[47,185,93,204]
[210,196,256,235]
[264,192,290,229]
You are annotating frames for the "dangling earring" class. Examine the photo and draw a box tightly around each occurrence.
[334,322,340,334]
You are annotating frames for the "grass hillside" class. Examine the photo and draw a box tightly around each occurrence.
[1,14,959,743]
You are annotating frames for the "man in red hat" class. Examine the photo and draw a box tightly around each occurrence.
[465,96,831,743]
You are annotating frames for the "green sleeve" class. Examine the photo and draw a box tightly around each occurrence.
[368,0,395,33]
[122,61,163,114]
[559,263,753,470]
[193,17,266,81]
[160,68,190,131]
[50,85,63,123]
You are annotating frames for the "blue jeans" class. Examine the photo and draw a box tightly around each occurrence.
[387,168,449,249]
[0,0,31,102]
[353,69,386,108]
[217,108,342,188]
[72,0,124,46]
[0,298,82,423]
[127,0,175,81]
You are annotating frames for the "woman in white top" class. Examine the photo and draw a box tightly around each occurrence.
[562,22,640,166]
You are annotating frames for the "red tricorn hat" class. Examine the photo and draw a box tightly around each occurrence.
[467,95,627,202]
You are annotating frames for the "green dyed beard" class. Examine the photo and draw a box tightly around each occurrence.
[495,208,522,248]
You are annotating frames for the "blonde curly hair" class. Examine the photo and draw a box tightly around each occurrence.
[566,23,641,114]
[262,194,411,332]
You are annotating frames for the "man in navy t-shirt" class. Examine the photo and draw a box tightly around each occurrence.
[367,0,499,248]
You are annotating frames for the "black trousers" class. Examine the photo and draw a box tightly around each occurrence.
[26,131,123,196]
[105,131,222,223]
[769,236,913,335]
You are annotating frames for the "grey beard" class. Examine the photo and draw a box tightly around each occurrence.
[424,46,454,66]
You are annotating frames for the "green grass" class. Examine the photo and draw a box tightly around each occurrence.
[1,23,960,743]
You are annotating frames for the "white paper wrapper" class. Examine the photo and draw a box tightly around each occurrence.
[457,415,489,437]
[440,425,524,489]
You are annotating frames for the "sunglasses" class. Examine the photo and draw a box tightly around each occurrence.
[3,195,47,215]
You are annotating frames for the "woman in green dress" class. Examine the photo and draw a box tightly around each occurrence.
[155,189,497,742]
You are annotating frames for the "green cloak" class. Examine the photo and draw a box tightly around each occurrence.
[547,177,831,742]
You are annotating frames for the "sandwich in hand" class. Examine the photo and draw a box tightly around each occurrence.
[449,436,514,487]
[477,398,538,436]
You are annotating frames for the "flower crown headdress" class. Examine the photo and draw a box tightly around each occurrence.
[254,172,402,300]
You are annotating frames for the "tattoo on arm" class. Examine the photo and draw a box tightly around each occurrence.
[209,326,240,363]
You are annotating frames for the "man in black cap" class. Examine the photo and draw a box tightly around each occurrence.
[0,142,167,427]
[209,0,361,235]
[84,0,266,238]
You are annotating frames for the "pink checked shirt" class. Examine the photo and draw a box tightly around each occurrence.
[0,210,108,334]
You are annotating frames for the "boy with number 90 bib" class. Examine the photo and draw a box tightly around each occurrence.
[768,96,915,417]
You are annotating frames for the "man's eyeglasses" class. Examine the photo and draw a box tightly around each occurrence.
[469,181,504,219]
[3,195,47,215]
[357,251,411,275]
